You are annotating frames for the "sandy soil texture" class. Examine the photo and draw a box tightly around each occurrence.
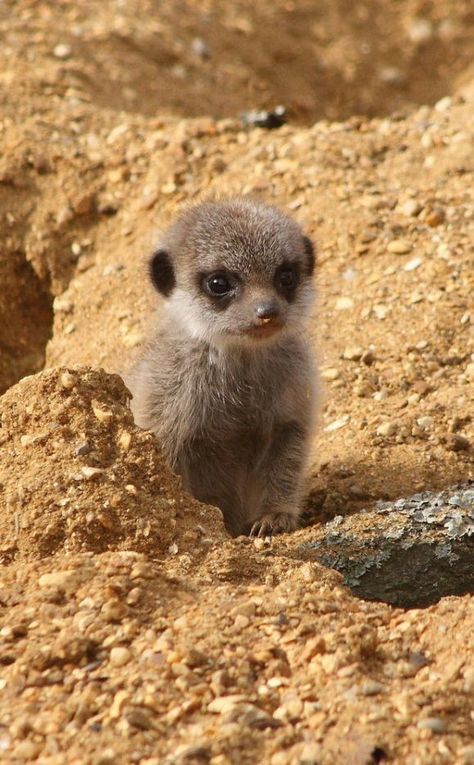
[0,2,473,764]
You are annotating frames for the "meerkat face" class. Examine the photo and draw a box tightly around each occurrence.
[149,199,315,349]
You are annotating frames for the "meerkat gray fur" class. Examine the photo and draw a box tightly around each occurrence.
[128,197,318,537]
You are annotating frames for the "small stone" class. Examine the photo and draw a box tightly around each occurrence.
[377,422,397,437]
[109,646,132,667]
[161,182,177,195]
[126,708,154,730]
[417,717,446,733]
[208,695,247,714]
[81,466,104,479]
[343,346,363,361]
[191,37,211,58]
[404,258,422,271]
[38,570,77,589]
[75,441,91,456]
[324,415,350,433]
[20,434,38,447]
[232,614,250,632]
[388,239,412,254]
[300,744,322,765]
[378,67,405,85]
[60,371,75,389]
[400,199,422,217]
[424,208,445,227]
[435,96,452,112]
[73,192,95,215]
[11,741,42,759]
[273,695,303,722]
[97,196,119,215]
[118,431,132,451]
[53,43,72,59]
[321,367,340,380]
[335,297,354,310]
[56,205,74,225]
[417,416,433,429]
[361,681,384,696]
[361,349,376,365]
[92,404,113,423]
[53,296,73,313]
[373,304,389,319]
[408,18,433,44]
[93,749,117,765]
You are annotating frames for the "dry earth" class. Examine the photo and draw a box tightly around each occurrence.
[1,1,474,764]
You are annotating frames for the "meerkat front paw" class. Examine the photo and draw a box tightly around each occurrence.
[249,511,299,538]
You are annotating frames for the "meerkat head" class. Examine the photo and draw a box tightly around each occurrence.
[149,198,315,349]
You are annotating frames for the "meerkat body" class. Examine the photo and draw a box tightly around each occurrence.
[128,198,317,536]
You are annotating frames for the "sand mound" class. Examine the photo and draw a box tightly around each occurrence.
[0,367,225,563]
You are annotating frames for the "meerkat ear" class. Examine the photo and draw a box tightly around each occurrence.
[302,236,316,276]
[149,249,176,296]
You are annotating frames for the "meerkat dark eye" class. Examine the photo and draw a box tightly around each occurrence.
[277,266,298,291]
[204,273,233,297]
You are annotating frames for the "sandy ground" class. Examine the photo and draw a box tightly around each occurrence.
[0,1,474,763]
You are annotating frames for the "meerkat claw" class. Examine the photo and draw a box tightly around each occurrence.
[250,512,299,538]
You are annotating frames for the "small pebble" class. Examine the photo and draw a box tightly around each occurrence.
[208,695,247,714]
[400,199,422,217]
[388,239,412,254]
[81,466,104,479]
[321,367,340,381]
[60,371,75,389]
[377,422,397,437]
[53,43,72,59]
[335,297,354,310]
[343,346,363,361]
[417,416,433,429]
[408,18,433,44]
[324,415,350,433]
[417,717,446,733]
[404,257,422,271]
[435,96,452,112]
[361,681,384,696]
[109,646,132,667]
[191,37,211,58]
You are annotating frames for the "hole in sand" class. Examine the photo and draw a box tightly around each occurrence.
[0,250,53,394]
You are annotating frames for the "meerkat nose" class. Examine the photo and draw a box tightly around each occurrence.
[255,302,280,323]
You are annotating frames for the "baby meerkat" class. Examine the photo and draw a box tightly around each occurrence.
[128,197,318,537]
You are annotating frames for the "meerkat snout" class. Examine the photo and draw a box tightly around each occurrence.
[128,197,318,537]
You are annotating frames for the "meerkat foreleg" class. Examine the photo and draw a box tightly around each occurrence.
[249,421,309,537]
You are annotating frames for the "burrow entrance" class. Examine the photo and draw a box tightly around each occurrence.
[0,250,53,395]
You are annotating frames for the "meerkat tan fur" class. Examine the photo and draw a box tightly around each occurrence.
[128,197,318,537]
